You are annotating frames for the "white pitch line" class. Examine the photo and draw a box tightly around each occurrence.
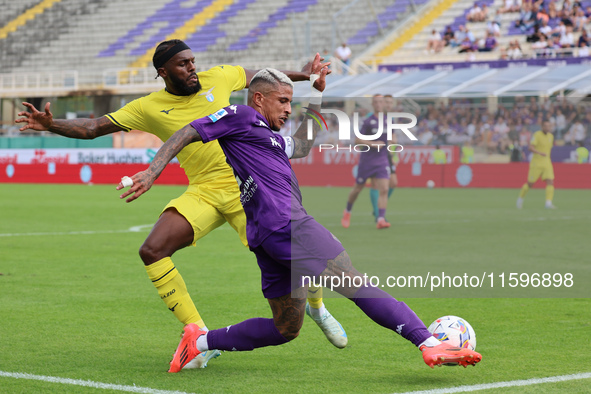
[396,372,591,394]
[0,225,154,237]
[0,371,193,394]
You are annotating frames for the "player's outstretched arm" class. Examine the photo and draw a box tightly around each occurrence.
[16,102,122,138]
[243,53,331,87]
[291,63,329,159]
[117,124,203,202]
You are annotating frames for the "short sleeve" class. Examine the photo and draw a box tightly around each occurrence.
[106,98,145,132]
[190,105,249,143]
[218,65,247,92]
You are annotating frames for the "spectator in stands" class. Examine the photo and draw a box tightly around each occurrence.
[578,42,590,56]
[548,1,560,20]
[426,29,445,53]
[450,25,467,47]
[516,2,536,32]
[560,25,576,48]
[506,40,523,58]
[467,3,484,22]
[480,4,490,21]
[443,26,455,46]
[573,8,587,31]
[334,42,352,73]
[527,25,543,43]
[564,117,587,144]
[561,0,574,19]
[578,29,590,47]
[458,29,477,53]
[479,32,498,51]
[532,33,550,56]
[500,0,521,13]
[487,19,501,37]
[539,18,553,38]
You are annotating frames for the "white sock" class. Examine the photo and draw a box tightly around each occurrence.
[545,200,552,206]
[196,332,209,352]
[308,303,327,319]
[418,336,441,348]
[201,325,209,332]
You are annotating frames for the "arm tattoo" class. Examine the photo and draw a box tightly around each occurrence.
[49,116,122,139]
[291,103,321,159]
[146,124,201,179]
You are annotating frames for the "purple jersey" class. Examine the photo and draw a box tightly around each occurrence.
[359,114,389,166]
[190,105,307,247]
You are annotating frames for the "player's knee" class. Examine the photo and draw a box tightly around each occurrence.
[139,241,164,266]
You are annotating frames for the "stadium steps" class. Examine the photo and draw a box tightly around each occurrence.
[212,0,407,65]
[194,0,291,64]
[0,0,62,40]
[372,0,461,60]
[127,0,235,69]
[0,0,109,74]
[15,0,167,86]
[0,0,43,32]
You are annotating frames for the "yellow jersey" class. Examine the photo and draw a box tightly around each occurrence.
[107,65,246,184]
[529,130,554,167]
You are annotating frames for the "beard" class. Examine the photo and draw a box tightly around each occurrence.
[169,72,202,96]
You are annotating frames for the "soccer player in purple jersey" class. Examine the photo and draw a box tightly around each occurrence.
[119,65,482,372]
[341,94,392,229]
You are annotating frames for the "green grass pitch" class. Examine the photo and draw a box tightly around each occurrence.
[0,183,589,393]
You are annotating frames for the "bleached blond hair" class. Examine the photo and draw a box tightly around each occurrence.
[250,68,293,90]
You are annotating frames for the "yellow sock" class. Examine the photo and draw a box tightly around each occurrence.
[546,185,554,202]
[519,183,530,199]
[145,257,204,328]
[307,286,323,309]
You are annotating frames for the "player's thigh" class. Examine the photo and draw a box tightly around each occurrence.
[527,165,543,184]
[541,165,555,182]
[220,196,248,247]
[199,184,247,247]
[142,208,194,258]
[163,189,227,245]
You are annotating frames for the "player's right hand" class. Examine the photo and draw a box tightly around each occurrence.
[16,102,54,131]
[117,171,155,203]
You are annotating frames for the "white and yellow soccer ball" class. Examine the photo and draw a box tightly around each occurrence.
[427,315,477,350]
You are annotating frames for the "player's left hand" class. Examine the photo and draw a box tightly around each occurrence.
[116,171,155,203]
[301,53,331,78]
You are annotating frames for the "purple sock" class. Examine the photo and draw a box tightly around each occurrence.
[378,208,386,219]
[346,202,353,212]
[353,286,432,347]
[207,318,289,351]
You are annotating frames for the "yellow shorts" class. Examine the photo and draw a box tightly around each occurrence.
[527,164,554,183]
[162,181,247,247]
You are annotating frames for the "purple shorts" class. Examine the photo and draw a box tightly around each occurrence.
[250,215,345,299]
[356,160,390,184]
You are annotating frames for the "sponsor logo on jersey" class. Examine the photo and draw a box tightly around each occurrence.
[208,108,228,123]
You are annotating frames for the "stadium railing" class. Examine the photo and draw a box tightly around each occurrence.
[0,70,78,98]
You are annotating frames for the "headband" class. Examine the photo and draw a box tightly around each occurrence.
[153,42,191,70]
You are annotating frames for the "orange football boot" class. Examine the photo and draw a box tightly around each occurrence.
[420,343,482,368]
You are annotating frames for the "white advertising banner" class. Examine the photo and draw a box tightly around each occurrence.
[0,148,178,165]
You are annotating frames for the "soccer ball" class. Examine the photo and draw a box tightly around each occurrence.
[427,315,477,350]
[426,180,435,188]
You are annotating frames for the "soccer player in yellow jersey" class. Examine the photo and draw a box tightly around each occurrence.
[16,39,347,369]
[517,120,556,209]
